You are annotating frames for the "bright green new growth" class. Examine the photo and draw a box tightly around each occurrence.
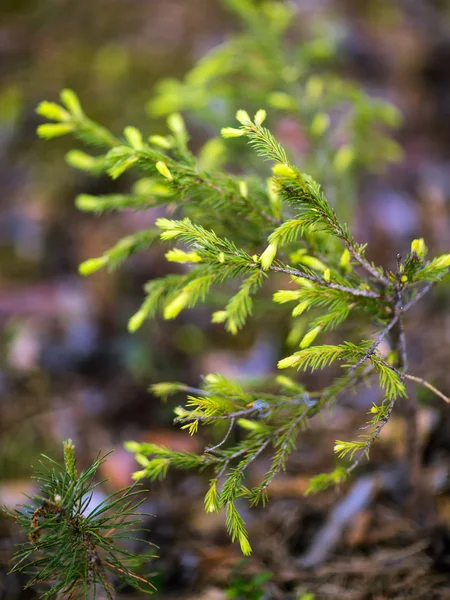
[35,90,449,554]
[33,1,450,557]
[7,440,155,598]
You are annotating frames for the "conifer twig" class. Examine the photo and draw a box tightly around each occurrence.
[175,405,262,424]
[268,265,380,299]
[205,417,236,452]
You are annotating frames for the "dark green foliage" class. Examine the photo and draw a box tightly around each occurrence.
[6,440,155,598]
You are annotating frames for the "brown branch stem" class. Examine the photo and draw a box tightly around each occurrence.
[404,374,450,404]
[269,265,380,299]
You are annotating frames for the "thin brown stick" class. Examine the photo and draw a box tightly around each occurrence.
[404,373,450,404]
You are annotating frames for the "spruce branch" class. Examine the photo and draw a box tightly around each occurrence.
[35,79,450,557]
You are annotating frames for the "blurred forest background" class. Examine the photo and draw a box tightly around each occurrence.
[1,0,450,598]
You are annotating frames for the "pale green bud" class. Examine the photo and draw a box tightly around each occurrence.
[133,178,172,196]
[108,154,138,179]
[411,238,427,259]
[60,89,83,118]
[124,440,141,452]
[237,418,263,431]
[78,256,108,276]
[333,145,355,172]
[235,109,251,125]
[434,254,450,269]
[198,137,226,170]
[254,109,267,126]
[299,325,323,349]
[239,180,248,198]
[267,91,296,110]
[167,112,186,135]
[204,479,220,513]
[292,300,310,317]
[324,268,331,282]
[296,254,327,272]
[275,375,304,391]
[333,442,347,454]
[339,248,351,270]
[155,160,173,180]
[305,76,324,100]
[36,101,70,121]
[211,310,227,324]
[127,309,146,333]
[63,439,77,479]
[226,320,238,336]
[267,177,282,220]
[273,290,301,304]
[278,353,302,369]
[293,276,315,288]
[37,122,75,139]
[165,249,202,263]
[66,150,99,171]
[310,112,330,137]
[174,406,190,418]
[124,126,143,150]
[260,241,278,270]
[149,135,173,149]
[163,291,190,320]
[289,248,307,263]
[272,163,296,178]
[239,533,252,556]
[221,127,244,138]
[75,194,99,212]
[135,454,150,467]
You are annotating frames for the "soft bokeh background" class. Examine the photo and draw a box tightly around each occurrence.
[1,1,450,598]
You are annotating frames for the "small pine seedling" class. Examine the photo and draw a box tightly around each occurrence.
[6,439,155,599]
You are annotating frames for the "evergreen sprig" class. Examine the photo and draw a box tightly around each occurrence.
[6,440,155,598]
[32,7,450,557]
